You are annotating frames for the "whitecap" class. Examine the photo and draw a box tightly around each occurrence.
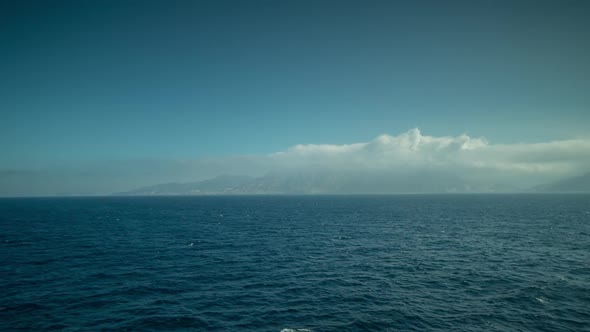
[536,297,548,304]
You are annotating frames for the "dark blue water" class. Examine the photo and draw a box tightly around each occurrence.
[1,195,589,331]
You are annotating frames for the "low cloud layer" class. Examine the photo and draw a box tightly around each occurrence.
[272,128,590,175]
[1,129,589,196]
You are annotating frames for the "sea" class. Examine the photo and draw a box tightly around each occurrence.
[1,195,589,331]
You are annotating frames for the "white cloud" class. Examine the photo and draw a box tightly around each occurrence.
[268,128,590,177]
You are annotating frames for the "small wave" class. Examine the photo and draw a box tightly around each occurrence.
[281,329,312,332]
[536,297,549,304]
[0,302,44,313]
[121,316,208,329]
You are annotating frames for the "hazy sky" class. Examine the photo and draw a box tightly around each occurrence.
[1,0,589,195]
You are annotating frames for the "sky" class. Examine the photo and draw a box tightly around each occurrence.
[1,0,589,196]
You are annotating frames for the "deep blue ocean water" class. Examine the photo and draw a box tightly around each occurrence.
[1,195,589,331]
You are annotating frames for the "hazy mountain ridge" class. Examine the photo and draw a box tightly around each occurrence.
[116,170,531,195]
[533,172,590,193]
[114,174,256,195]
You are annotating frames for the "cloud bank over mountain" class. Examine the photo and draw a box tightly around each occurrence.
[1,129,590,196]
[270,128,589,176]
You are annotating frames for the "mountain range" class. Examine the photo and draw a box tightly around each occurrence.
[532,172,590,193]
[114,169,545,195]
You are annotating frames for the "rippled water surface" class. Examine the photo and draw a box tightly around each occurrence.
[1,195,589,331]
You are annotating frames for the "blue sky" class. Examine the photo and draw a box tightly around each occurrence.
[1,1,589,195]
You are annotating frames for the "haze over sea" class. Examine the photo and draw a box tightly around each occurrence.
[1,194,589,331]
